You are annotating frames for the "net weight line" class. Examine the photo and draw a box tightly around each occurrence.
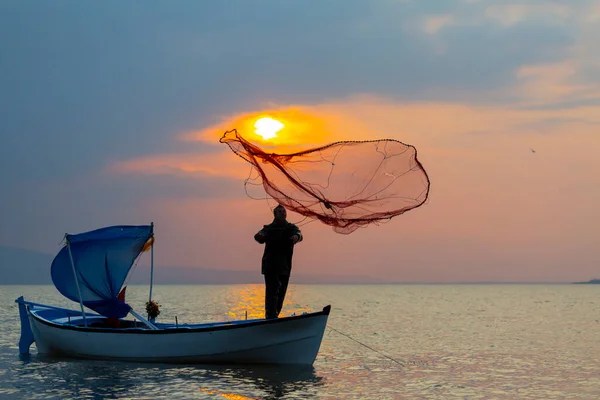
[327,325,406,367]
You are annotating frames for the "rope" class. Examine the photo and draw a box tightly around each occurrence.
[327,326,405,367]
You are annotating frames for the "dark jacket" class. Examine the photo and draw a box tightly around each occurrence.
[254,221,303,276]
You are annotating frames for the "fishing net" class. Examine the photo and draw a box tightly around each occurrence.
[220,129,430,234]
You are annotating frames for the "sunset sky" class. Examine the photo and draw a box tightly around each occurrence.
[2,1,599,283]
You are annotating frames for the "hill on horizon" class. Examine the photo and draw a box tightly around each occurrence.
[0,246,54,284]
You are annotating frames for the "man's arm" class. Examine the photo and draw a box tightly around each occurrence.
[254,227,268,244]
[290,224,303,244]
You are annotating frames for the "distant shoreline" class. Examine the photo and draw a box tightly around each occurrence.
[572,278,600,284]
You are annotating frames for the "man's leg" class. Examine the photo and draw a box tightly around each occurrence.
[276,274,290,317]
[264,274,280,319]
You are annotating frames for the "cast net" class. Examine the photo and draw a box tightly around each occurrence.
[220,129,430,234]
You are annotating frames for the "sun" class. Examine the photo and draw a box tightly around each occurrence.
[254,117,284,140]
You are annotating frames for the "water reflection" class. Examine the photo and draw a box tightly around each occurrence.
[200,365,324,400]
[225,284,265,320]
[10,354,324,400]
[224,284,313,321]
[11,355,142,399]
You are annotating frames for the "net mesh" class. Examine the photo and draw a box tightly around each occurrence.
[220,129,430,234]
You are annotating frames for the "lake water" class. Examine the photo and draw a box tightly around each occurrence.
[1,284,598,399]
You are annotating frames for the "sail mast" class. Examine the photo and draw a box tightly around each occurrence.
[66,234,87,327]
[148,222,154,304]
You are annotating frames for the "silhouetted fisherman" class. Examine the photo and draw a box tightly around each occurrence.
[254,205,303,319]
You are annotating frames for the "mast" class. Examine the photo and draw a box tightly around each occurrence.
[148,222,154,303]
[66,234,87,327]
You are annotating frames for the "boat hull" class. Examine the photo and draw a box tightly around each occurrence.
[26,305,330,365]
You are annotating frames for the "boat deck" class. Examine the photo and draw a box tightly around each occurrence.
[30,306,309,331]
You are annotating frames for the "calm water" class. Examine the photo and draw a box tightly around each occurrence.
[0,284,598,399]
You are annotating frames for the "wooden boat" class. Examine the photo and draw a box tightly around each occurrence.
[15,224,330,365]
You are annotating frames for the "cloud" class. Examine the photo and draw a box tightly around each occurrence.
[484,3,572,27]
[512,60,593,104]
[109,153,248,178]
[422,15,456,35]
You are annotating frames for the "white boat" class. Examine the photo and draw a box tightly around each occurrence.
[15,224,331,365]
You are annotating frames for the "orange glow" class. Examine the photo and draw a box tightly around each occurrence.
[111,95,600,190]
[199,388,256,400]
[180,106,349,151]
[254,117,283,140]
[219,394,256,400]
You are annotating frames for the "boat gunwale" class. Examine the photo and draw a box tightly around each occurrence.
[28,304,331,335]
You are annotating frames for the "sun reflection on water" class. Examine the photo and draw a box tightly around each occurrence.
[223,284,313,321]
[225,284,265,320]
[199,387,257,400]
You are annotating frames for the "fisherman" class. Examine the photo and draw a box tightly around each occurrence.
[254,205,302,319]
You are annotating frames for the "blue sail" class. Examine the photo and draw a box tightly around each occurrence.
[51,225,153,318]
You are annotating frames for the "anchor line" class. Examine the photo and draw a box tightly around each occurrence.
[327,326,405,367]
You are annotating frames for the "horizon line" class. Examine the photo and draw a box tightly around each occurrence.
[0,281,589,286]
